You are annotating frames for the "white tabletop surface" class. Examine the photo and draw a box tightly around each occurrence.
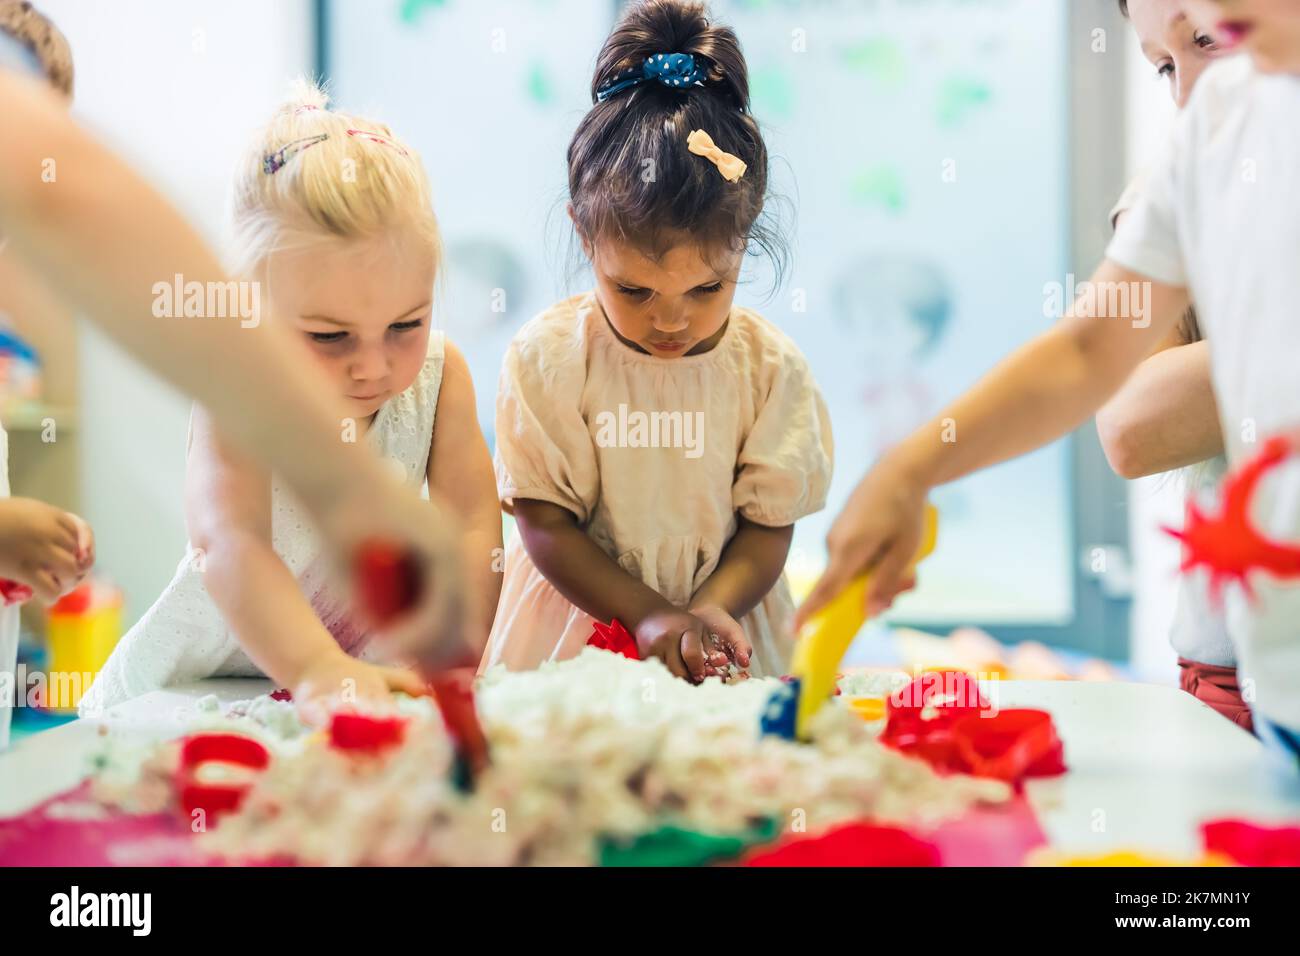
[1,678,1298,858]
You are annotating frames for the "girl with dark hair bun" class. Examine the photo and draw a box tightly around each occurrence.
[483,0,832,683]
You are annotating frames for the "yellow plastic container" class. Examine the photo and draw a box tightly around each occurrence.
[44,581,122,712]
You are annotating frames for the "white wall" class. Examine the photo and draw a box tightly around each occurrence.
[1122,23,1184,682]
[38,0,313,626]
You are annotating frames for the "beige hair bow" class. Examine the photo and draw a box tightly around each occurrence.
[687,129,747,183]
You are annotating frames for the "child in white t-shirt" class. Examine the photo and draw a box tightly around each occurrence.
[1099,0,1245,729]
[1106,47,1300,756]
[801,0,1300,769]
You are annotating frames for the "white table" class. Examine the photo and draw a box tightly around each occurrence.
[2,678,1297,857]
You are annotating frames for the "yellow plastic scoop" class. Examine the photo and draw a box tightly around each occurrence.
[791,503,939,741]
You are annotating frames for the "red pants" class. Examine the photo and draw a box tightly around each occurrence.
[1178,658,1254,734]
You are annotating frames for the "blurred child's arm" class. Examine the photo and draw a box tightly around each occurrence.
[512,499,722,680]
[185,409,427,709]
[900,263,1190,486]
[0,71,353,504]
[798,260,1190,625]
[0,250,68,364]
[426,342,501,652]
[0,70,468,670]
[1095,336,1222,478]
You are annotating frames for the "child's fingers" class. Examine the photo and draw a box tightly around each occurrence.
[38,541,82,590]
[66,513,95,566]
[678,628,709,683]
[864,541,915,618]
[665,644,692,681]
[48,528,80,565]
[689,605,751,672]
[709,616,752,669]
[720,640,749,670]
[26,567,64,603]
[294,694,332,730]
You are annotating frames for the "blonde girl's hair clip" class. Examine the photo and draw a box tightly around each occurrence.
[686,129,747,183]
[262,133,330,175]
[346,128,410,156]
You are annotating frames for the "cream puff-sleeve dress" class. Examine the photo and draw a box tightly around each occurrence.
[483,293,833,678]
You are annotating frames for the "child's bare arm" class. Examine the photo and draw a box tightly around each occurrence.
[1095,337,1222,478]
[691,518,792,621]
[185,409,426,706]
[798,260,1190,625]
[512,499,672,627]
[901,263,1189,487]
[0,71,350,502]
[427,342,501,653]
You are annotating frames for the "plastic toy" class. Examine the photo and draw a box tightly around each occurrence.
[1165,434,1300,603]
[587,618,639,659]
[329,712,408,753]
[791,503,939,740]
[354,539,423,624]
[174,732,271,821]
[1201,818,1300,867]
[879,671,1065,785]
[0,578,32,606]
[354,539,489,778]
[44,580,123,711]
[599,818,777,867]
[759,679,800,740]
[744,821,940,867]
[425,668,490,781]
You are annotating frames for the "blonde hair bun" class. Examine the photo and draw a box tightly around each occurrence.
[229,77,440,279]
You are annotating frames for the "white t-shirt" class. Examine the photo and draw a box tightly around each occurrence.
[1110,178,1234,668]
[1107,56,1300,731]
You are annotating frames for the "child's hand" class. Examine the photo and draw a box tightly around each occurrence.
[635,608,729,683]
[0,498,94,601]
[688,603,752,677]
[794,453,928,631]
[69,512,95,568]
[317,482,475,674]
[291,650,430,727]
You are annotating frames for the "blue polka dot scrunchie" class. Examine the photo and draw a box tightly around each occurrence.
[596,52,707,102]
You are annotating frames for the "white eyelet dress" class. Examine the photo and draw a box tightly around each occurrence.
[82,333,446,713]
[483,294,834,679]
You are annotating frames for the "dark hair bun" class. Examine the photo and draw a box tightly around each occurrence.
[568,0,786,284]
[592,0,749,110]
